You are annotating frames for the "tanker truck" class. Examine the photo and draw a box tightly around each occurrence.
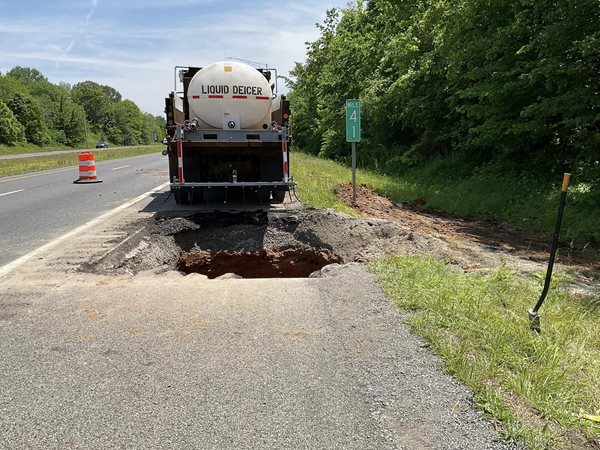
[164,61,293,204]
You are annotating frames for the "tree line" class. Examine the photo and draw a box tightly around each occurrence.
[289,0,599,181]
[0,66,164,148]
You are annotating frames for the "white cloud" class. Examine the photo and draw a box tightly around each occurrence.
[0,51,154,71]
[56,0,98,67]
[0,0,348,114]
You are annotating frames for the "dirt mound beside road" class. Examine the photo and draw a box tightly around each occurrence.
[336,182,551,256]
[336,182,599,288]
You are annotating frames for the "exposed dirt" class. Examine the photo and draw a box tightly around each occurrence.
[4,188,597,448]
[177,246,342,278]
[78,184,599,293]
[335,183,600,292]
[81,209,424,278]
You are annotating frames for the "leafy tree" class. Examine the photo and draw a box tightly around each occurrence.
[101,85,122,103]
[107,100,144,145]
[53,88,85,146]
[290,0,600,179]
[0,74,29,104]
[0,100,25,144]
[6,66,47,85]
[101,107,120,144]
[142,113,166,144]
[1,65,165,149]
[289,8,341,156]
[7,93,50,145]
[71,81,112,130]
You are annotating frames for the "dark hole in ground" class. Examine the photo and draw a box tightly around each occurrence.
[156,210,269,228]
[176,245,343,279]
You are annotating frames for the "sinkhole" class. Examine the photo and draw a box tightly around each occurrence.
[84,209,390,279]
[176,246,342,279]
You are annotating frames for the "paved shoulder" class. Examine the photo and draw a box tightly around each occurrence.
[0,262,514,449]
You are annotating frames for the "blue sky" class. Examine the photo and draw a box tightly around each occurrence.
[0,0,349,115]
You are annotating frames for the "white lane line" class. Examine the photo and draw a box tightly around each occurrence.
[110,165,130,171]
[0,166,74,183]
[0,181,169,280]
[0,189,25,197]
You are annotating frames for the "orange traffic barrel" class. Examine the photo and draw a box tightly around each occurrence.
[73,151,102,184]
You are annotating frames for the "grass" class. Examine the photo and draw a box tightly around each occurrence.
[0,142,78,155]
[293,150,600,447]
[292,150,412,216]
[369,256,600,449]
[0,131,111,155]
[292,151,357,215]
[0,145,162,178]
[291,151,600,244]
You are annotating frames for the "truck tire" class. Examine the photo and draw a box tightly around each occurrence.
[271,190,286,204]
[258,188,271,204]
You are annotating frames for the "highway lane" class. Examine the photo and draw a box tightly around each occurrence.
[0,153,169,267]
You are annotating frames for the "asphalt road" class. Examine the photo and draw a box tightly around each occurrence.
[0,152,168,267]
[0,263,517,450]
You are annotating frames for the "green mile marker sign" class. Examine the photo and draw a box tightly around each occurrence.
[346,99,361,142]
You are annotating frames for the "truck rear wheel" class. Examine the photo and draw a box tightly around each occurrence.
[258,188,271,204]
[271,190,286,204]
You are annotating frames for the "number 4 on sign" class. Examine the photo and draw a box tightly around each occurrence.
[345,100,361,143]
[345,99,361,205]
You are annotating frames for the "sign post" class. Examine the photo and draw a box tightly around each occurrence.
[345,99,361,205]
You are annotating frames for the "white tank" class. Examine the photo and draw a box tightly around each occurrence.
[187,61,273,130]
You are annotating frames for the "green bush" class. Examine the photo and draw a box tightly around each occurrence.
[0,100,24,145]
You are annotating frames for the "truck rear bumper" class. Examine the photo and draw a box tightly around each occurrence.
[170,181,295,188]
